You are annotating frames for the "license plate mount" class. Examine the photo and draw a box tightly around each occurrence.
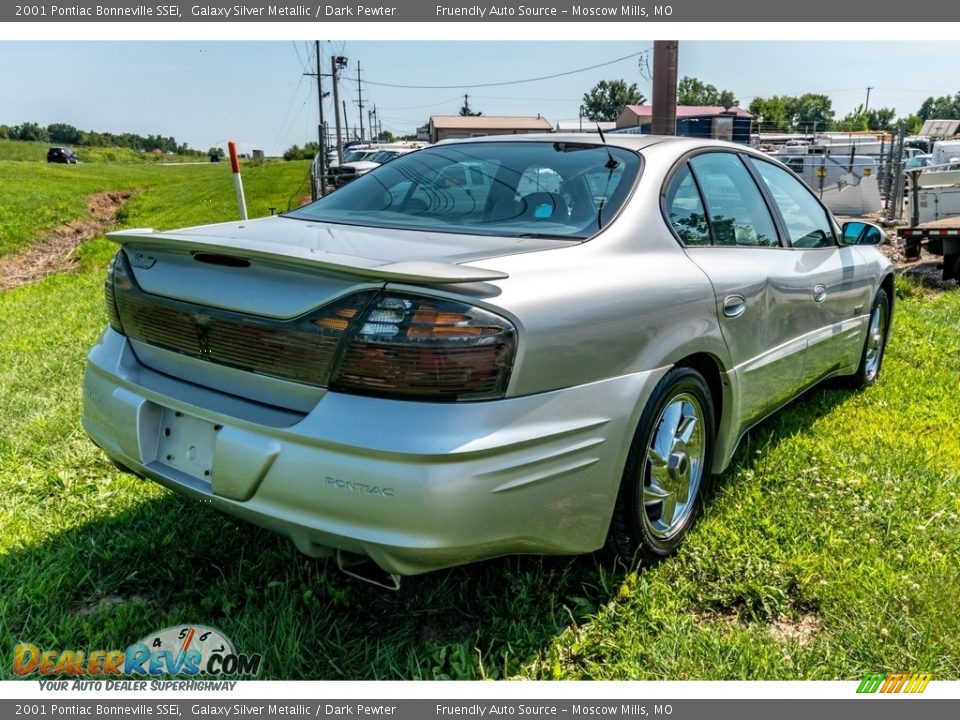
[156,408,217,485]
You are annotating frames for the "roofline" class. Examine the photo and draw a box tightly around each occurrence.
[434,132,699,151]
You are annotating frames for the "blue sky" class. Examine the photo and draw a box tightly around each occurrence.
[2,41,959,155]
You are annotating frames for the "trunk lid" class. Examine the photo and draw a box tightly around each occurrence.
[110,214,572,311]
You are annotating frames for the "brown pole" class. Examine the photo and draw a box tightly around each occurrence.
[651,41,678,136]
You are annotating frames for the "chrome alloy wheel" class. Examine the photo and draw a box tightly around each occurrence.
[642,393,706,540]
[864,297,888,382]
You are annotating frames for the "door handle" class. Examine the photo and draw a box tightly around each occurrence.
[722,295,746,318]
[813,284,827,303]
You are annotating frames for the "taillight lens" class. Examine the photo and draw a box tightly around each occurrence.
[105,250,131,333]
[105,253,516,402]
[330,293,517,401]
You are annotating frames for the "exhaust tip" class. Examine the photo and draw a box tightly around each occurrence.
[336,550,401,591]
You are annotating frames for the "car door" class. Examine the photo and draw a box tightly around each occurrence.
[746,156,875,384]
[664,152,806,427]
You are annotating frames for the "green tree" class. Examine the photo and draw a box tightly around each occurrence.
[677,76,739,107]
[11,122,49,142]
[282,142,320,161]
[917,93,960,121]
[47,123,83,144]
[582,79,646,122]
[785,94,834,132]
[0,125,9,139]
[459,95,482,117]
[836,105,869,132]
[748,96,789,131]
[377,130,396,143]
[207,146,225,158]
[902,113,924,135]
[867,107,896,132]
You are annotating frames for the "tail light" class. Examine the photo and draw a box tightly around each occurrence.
[104,251,130,333]
[330,293,517,401]
[106,250,517,402]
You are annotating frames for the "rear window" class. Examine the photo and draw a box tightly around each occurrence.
[288,141,641,239]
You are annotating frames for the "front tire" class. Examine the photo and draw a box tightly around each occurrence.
[608,366,715,563]
[849,288,890,390]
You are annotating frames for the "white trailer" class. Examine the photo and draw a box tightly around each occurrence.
[771,152,882,215]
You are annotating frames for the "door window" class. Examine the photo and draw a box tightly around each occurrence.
[664,164,711,246]
[689,153,780,247]
[749,158,836,248]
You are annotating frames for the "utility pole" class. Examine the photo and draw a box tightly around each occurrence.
[314,41,326,198]
[651,40,678,136]
[865,86,874,113]
[302,42,332,198]
[331,55,347,164]
[342,100,349,142]
[356,61,365,142]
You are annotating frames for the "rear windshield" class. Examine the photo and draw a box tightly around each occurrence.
[288,141,641,239]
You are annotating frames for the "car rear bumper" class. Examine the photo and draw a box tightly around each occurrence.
[82,328,659,575]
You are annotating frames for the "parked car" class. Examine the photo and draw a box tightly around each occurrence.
[47,147,78,164]
[328,145,420,187]
[904,154,932,172]
[83,135,893,588]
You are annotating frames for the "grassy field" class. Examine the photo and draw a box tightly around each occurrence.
[0,157,312,258]
[0,159,958,681]
[0,139,219,164]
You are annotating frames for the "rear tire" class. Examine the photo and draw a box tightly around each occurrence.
[608,366,715,563]
[848,288,890,390]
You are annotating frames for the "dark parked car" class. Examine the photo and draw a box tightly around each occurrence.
[47,147,79,164]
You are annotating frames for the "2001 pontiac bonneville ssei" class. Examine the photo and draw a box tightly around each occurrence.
[83,135,893,587]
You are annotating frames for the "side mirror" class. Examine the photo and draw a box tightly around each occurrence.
[841,221,884,246]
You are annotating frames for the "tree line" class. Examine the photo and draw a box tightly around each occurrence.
[581,77,960,134]
[0,121,205,156]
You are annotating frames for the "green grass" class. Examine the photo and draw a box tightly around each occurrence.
[0,158,312,259]
[1,162,958,680]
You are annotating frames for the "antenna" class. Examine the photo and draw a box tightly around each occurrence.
[596,123,620,170]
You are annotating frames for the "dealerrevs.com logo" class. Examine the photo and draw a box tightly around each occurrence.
[857,672,932,694]
[14,625,262,678]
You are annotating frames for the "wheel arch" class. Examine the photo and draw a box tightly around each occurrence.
[880,272,895,326]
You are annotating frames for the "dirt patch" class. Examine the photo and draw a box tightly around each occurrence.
[767,612,821,647]
[694,609,821,647]
[74,594,148,617]
[0,191,132,292]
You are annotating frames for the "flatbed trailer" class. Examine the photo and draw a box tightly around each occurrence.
[897,218,960,281]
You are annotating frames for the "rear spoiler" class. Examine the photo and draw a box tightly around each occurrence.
[107,228,509,284]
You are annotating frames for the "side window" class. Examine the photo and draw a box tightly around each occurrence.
[690,153,780,248]
[664,164,711,246]
[749,158,836,248]
[784,157,805,175]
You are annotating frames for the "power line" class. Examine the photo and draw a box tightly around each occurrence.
[291,41,308,72]
[472,94,582,102]
[339,50,648,90]
[377,95,464,111]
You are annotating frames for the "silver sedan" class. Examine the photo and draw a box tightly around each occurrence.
[82,135,893,588]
